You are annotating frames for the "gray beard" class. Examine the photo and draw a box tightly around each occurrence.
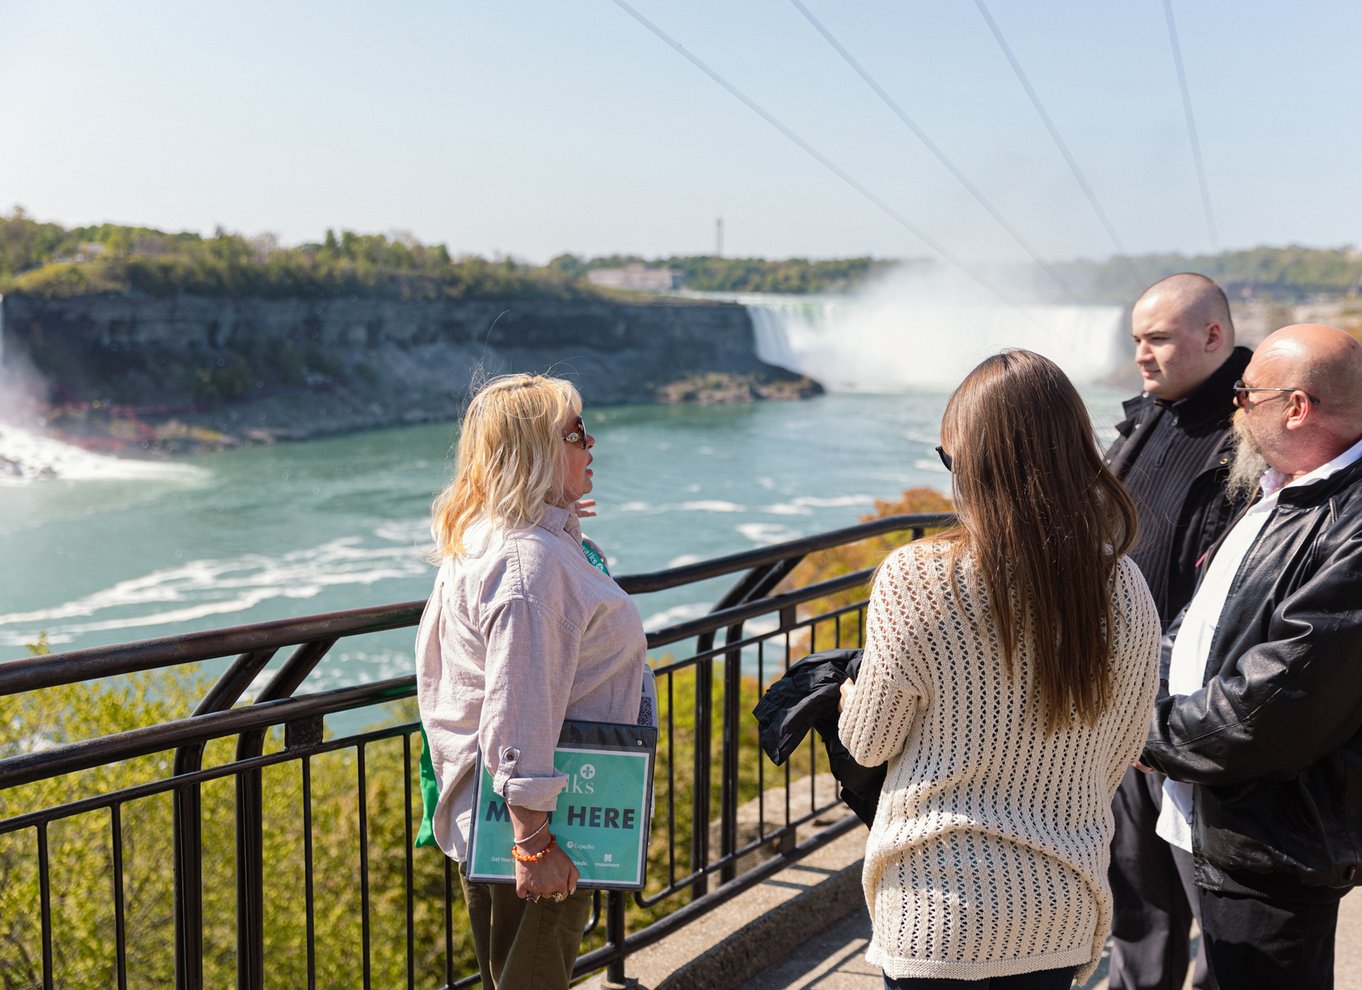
[1227,416,1269,502]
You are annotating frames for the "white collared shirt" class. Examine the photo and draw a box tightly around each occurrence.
[1157,434,1362,851]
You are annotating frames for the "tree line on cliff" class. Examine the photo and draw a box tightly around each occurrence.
[0,211,892,301]
[4,209,1362,302]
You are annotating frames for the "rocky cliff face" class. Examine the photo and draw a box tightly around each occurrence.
[1,293,816,445]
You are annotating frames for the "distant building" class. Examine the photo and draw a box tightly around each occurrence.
[587,264,683,292]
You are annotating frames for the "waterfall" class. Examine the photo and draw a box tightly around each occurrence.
[747,292,1127,392]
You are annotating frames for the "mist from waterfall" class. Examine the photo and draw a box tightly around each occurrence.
[745,271,1128,393]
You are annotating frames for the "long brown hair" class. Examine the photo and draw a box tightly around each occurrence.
[938,350,1139,730]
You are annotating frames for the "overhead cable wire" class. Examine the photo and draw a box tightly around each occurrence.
[1163,0,1220,252]
[607,0,1041,323]
[788,0,1083,305]
[973,0,1145,292]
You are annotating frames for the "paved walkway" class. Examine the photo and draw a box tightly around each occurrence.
[590,816,1362,990]
[739,890,1362,990]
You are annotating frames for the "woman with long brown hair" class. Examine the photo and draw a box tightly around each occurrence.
[839,350,1160,989]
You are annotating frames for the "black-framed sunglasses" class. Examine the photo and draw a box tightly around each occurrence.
[935,445,953,472]
[1232,380,1321,409]
[561,416,589,450]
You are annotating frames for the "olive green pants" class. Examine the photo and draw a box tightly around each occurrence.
[458,862,593,989]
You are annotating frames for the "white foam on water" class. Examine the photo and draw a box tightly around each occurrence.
[678,500,744,513]
[0,423,206,485]
[763,493,879,516]
[791,494,877,509]
[736,522,800,545]
[0,537,430,648]
[666,553,703,568]
[374,519,432,547]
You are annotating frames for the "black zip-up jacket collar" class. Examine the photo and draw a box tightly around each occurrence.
[1106,347,1252,478]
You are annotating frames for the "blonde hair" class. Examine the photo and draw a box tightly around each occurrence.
[431,373,581,558]
[936,350,1139,731]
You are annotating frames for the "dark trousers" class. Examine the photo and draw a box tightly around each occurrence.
[458,862,593,990]
[1198,885,1339,990]
[883,967,1074,989]
[1108,766,1215,990]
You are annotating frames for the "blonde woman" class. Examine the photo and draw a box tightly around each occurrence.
[839,351,1160,989]
[415,373,647,989]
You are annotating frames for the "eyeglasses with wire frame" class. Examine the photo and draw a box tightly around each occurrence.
[1232,380,1321,409]
[561,416,590,449]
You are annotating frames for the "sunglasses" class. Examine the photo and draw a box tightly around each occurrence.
[1232,380,1321,409]
[935,445,953,472]
[561,416,589,450]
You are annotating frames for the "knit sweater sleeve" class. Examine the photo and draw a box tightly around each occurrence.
[1105,557,1162,795]
[839,545,931,767]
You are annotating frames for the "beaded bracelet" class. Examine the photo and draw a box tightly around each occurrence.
[510,834,557,864]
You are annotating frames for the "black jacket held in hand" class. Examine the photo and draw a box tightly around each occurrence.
[752,648,885,826]
[1141,453,1362,892]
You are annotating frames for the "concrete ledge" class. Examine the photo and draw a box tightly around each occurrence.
[580,820,869,990]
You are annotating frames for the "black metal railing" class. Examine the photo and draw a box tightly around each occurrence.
[0,513,951,989]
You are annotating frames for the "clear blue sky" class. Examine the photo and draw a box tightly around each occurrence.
[1,0,1356,265]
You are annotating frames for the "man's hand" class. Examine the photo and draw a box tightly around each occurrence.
[572,499,597,519]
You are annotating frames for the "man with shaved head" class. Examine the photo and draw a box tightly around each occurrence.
[1104,273,1251,990]
[1142,324,1362,987]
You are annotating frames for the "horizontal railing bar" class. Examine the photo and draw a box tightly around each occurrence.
[0,515,945,697]
[1,571,870,789]
[0,719,422,835]
[0,676,413,789]
[0,602,426,696]
[645,567,873,648]
[646,599,868,678]
[617,513,950,593]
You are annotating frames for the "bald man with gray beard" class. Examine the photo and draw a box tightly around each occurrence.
[1142,324,1362,988]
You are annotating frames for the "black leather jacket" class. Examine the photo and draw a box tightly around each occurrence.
[1142,452,1362,892]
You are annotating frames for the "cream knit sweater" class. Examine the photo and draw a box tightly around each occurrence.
[839,541,1159,984]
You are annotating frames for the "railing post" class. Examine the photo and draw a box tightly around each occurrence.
[690,661,712,900]
[604,890,630,987]
[719,639,742,885]
[235,768,265,990]
[173,780,204,990]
